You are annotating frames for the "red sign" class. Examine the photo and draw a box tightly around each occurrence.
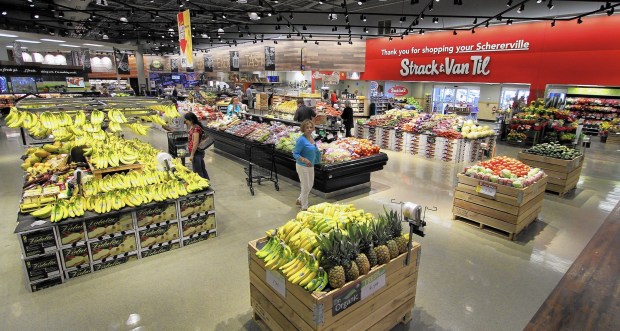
[388,86,408,97]
[361,15,620,98]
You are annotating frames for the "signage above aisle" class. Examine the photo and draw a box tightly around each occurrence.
[362,15,620,87]
[177,10,193,69]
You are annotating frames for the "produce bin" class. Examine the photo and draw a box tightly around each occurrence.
[248,237,421,331]
[517,152,583,197]
[452,174,548,240]
[607,133,620,145]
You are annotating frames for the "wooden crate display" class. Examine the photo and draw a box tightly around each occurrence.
[606,133,620,145]
[452,174,548,240]
[248,237,421,331]
[517,152,583,197]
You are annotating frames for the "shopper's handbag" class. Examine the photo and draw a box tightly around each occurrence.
[197,131,214,151]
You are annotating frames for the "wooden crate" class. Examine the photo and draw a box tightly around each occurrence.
[606,133,620,145]
[517,152,583,197]
[88,161,143,179]
[248,238,421,331]
[453,174,548,240]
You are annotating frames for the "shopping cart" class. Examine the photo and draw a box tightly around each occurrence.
[166,131,189,165]
[244,142,279,196]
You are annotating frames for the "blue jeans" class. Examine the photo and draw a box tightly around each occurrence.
[192,150,209,180]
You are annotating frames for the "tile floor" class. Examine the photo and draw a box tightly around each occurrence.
[0,125,618,331]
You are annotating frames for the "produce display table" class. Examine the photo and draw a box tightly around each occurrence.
[205,128,389,195]
[517,152,583,197]
[15,189,216,292]
[452,174,547,240]
[248,237,421,331]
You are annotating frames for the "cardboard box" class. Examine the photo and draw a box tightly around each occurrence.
[19,227,58,258]
[86,213,134,240]
[181,213,216,237]
[139,241,180,258]
[23,253,62,283]
[61,244,90,269]
[182,231,215,247]
[136,202,177,227]
[88,233,137,262]
[179,194,214,218]
[58,222,86,246]
[138,222,180,248]
[92,254,138,272]
[65,266,92,279]
[30,276,63,292]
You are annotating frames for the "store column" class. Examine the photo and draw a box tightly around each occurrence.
[135,45,147,95]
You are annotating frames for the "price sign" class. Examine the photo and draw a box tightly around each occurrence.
[266,269,286,298]
[361,267,386,300]
[476,181,497,198]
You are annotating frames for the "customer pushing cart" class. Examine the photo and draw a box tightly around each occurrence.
[244,142,279,196]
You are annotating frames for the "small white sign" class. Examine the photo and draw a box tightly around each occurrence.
[266,269,286,298]
[477,182,497,198]
[361,268,386,300]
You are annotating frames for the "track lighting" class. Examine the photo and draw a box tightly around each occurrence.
[547,0,554,10]
[608,7,615,16]
[507,19,513,25]
[315,41,319,45]
[551,19,555,27]
[222,13,226,19]
[400,16,406,23]
[419,29,424,34]
[432,17,438,23]
[364,27,368,33]
[537,0,542,3]
[361,15,367,22]
[485,21,489,28]
[420,12,425,20]
[577,17,583,24]
[473,17,477,24]
[289,13,294,19]
[58,11,63,18]
[429,3,434,11]
[303,25,307,30]
[338,41,341,45]
[389,37,392,41]
[507,0,513,6]
[518,3,524,13]
[453,30,457,35]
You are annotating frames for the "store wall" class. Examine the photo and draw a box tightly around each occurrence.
[362,15,620,102]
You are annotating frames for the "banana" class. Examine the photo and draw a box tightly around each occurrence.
[30,204,53,219]
[298,269,317,287]
[315,269,329,292]
[91,110,104,125]
[284,223,302,243]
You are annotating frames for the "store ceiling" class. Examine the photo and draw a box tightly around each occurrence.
[0,0,617,54]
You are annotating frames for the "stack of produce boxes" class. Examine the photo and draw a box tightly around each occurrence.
[18,224,62,292]
[59,222,90,279]
[88,212,138,271]
[178,192,217,246]
[136,202,181,258]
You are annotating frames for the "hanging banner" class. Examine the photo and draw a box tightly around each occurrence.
[264,46,276,70]
[113,48,130,74]
[230,51,240,71]
[12,41,24,65]
[203,54,213,72]
[177,9,193,68]
[80,48,92,73]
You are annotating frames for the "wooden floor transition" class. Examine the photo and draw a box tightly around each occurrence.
[524,200,620,330]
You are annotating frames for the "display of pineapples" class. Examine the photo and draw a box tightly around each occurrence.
[372,218,392,265]
[317,230,350,289]
[346,224,370,276]
[358,222,378,268]
[385,208,409,255]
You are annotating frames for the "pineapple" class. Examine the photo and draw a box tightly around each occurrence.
[359,222,378,268]
[344,260,360,282]
[329,266,346,289]
[317,230,347,289]
[372,217,391,265]
[345,223,370,280]
[386,208,409,254]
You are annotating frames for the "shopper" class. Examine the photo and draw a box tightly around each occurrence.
[330,90,338,106]
[293,120,322,210]
[341,100,354,137]
[323,90,329,101]
[184,112,210,180]
[226,97,243,117]
[246,85,254,109]
[190,85,207,104]
[293,99,316,122]
[235,86,243,100]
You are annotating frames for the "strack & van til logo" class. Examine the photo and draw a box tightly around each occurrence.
[400,55,490,77]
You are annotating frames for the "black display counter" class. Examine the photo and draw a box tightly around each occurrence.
[205,128,388,194]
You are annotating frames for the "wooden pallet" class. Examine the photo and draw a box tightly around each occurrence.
[453,174,547,240]
[248,238,420,331]
[89,161,143,179]
[518,152,583,198]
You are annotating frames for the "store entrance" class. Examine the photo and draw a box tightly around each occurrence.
[500,87,530,111]
[432,85,480,116]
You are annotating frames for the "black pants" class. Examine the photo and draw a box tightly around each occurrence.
[192,149,210,180]
[344,124,352,137]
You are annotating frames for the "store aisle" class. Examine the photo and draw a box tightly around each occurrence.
[1,126,618,331]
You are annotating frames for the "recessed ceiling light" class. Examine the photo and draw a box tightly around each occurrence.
[15,39,41,43]
[83,43,104,47]
[40,38,64,43]
[60,44,80,47]
[0,33,18,37]
[1,11,7,16]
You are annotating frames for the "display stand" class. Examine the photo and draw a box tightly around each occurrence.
[452,174,547,240]
[248,237,421,331]
[15,189,216,292]
[517,152,583,197]
[606,132,620,145]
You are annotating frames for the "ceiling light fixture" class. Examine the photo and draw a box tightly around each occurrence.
[518,3,524,13]
[0,33,18,37]
[537,0,542,3]
[608,7,615,16]
[419,29,425,34]
[429,3,434,11]
[303,25,307,30]
[547,0,554,10]
[364,27,368,33]
[432,17,438,23]
[577,17,583,24]
[472,28,475,34]
[473,17,477,24]
[40,38,64,43]
[485,21,489,28]
[551,19,556,27]
[289,13,294,19]
[61,44,81,48]
[507,0,513,6]
[83,43,103,47]
[453,30,457,35]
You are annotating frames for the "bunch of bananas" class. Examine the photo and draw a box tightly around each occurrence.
[255,237,328,292]
[74,110,86,126]
[274,220,321,257]
[149,104,181,118]
[27,121,52,139]
[107,109,128,123]
[83,123,102,133]
[51,127,75,142]
[127,122,150,136]
[40,111,73,129]
[87,144,140,169]
[5,108,26,128]
[90,109,105,125]
[29,195,86,222]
